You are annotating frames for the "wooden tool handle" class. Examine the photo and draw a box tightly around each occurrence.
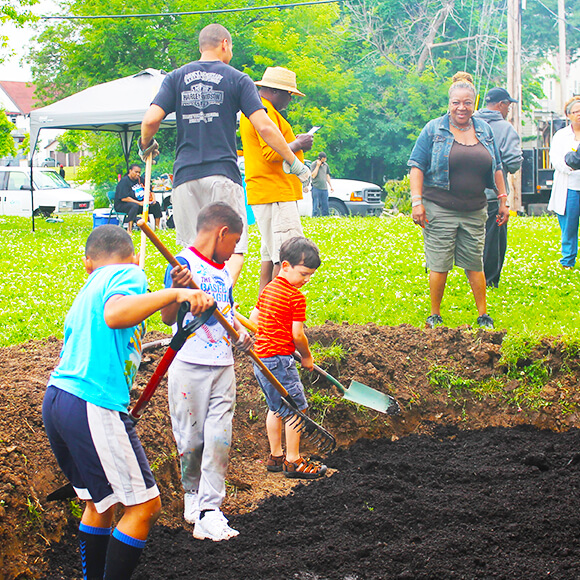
[138,153,153,269]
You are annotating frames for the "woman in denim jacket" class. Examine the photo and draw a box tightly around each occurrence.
[408,72,509,330]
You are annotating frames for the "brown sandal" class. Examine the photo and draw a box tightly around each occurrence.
[283,457,327,479]
[266,454,285,472]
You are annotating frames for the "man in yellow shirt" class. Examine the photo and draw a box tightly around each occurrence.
[240,67,313,291]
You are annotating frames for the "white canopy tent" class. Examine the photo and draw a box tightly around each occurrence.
[27,69,175,229]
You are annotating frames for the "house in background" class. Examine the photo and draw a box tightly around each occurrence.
[0,80,36,164]
[43,138,83,168]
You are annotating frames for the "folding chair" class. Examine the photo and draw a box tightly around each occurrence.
[106,190,128,227]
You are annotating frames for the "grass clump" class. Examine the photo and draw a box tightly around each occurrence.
[310,341,346,366]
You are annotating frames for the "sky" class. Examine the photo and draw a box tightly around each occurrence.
[0,0,60,82]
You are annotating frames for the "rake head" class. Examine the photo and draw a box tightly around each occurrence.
[275,398,336,454]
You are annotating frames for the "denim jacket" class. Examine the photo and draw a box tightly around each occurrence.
[407,113,502,191]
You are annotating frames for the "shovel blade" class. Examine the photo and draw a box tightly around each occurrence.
[342,381,401,415]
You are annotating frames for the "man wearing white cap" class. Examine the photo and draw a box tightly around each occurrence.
[140,25,310,283]
[240,66,314,291]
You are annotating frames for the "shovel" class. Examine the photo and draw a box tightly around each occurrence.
[234,311,401,416]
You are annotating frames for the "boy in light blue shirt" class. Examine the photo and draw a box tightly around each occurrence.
[43,225,213,580]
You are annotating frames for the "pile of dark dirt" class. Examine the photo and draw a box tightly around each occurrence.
[1,322,580,579]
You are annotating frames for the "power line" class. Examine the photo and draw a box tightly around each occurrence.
[39,0,342,20]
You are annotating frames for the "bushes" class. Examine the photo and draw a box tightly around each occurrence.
[383,174,411,214]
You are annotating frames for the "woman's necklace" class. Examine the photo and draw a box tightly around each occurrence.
[449,118,473,132]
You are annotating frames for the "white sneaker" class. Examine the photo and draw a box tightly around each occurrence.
[183,492,199,524]
[193,510,239,541]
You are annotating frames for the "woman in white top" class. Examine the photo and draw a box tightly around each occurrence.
[548,96,580,269]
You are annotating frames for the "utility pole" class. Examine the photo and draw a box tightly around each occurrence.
[507,0,522,211]
[558,0,567,112]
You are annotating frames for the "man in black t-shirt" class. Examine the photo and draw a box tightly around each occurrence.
[139,23,310,283]
[114,164,162,233]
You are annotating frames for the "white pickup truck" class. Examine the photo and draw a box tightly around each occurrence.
[238,157,384,217]
[298,178,384,217]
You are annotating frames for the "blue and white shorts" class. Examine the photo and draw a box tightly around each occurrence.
[253,355,308,417]
[43,386,159,514]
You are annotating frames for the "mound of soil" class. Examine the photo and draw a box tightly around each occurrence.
[1,322,580,579]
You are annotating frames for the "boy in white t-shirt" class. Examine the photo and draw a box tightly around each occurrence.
[161,202,251,542]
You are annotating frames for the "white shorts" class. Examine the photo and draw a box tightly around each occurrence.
[172,176,248,253]
[43,387,159,514]
[251,201,304,263]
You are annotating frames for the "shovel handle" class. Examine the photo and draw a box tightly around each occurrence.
[137,220,299,404]
[235,311,347,395]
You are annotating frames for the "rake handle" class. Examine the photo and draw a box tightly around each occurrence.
[136,219,299,405]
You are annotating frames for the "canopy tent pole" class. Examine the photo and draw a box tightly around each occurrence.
[118,127,135,171]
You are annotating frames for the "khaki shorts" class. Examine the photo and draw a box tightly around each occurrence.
[172,176,248,253]
[251,201,303,263]
[423,198,487,272]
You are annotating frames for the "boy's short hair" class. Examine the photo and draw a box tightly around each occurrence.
[279,237,321,269]
[85,225,135,260]
[197,202,244,234]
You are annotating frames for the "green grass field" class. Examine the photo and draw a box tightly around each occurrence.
[1,213,579,351]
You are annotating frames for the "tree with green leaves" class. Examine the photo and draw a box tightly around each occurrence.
[1,0,37,63]
[0,109,16,157]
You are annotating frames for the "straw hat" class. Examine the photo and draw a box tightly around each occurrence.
[255,66,305,97]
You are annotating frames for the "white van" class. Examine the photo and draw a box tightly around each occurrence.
[0,167,94,217]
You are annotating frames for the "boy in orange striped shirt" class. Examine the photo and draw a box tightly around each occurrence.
[250,237,327,479]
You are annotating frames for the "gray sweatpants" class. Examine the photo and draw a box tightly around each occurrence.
[168,360,236,511]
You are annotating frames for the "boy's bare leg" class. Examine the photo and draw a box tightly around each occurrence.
[82,501,115,528]
[285,419,302,464]
[266,410,284,457]
[116,496,162,540]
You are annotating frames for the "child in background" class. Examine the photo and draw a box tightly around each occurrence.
[161,202,251,542]
[43,225,214,580]
[250,236,327,479]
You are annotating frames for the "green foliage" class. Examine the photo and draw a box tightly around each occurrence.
[0,109,16,157]
[1,0,37,60]
[25,496,41,524]
[57,130,82,153]
[68,499,83,519]
[305,387,338,423]
[383,174,411,214]
[75,133,124,207]
[18,132,33,155]
[310,341,346,365]
[352,62,451,181]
